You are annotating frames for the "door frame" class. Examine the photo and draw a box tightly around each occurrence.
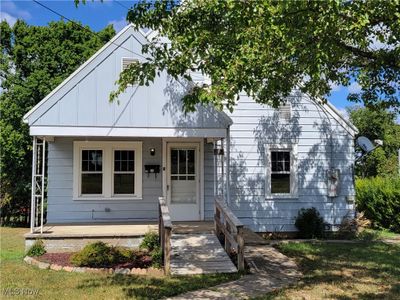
[162,138,204,221]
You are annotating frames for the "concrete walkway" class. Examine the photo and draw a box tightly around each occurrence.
[168,234,302,299]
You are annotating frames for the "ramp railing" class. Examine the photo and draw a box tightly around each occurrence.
[214,196,245,271]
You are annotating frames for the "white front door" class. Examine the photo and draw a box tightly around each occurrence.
[166,143,200,221]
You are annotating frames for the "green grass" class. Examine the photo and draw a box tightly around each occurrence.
[0,227,240,299]
[256,241,400,299]
[357,228,400,241]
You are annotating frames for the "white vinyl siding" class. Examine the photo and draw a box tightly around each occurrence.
[73,141,142,200]
[225,95,356,232]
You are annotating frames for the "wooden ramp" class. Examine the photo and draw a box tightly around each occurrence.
[170,233,237,275]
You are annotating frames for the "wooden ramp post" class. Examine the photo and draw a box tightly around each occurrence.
[215,196,245,271]
[159,197,172,275]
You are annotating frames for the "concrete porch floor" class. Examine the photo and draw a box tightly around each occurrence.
[24,221,214,238]
[24,221,215,253]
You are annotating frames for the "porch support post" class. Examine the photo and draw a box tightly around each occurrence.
[226,126,231,205]
[30,136,37,233]
[40,138,46,234]
[213,141,217,197]
[220,139,224,197]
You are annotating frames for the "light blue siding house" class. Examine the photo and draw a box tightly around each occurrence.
[23,25,357,233]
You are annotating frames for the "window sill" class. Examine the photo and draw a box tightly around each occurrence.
[265,195,298,200]
[73,196,143,201]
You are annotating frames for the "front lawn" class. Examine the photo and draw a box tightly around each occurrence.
[258,240,400,299]
[0,227,240,299]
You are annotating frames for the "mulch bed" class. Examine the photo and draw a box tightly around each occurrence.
[39,253,74,267]
[37,252,153,269]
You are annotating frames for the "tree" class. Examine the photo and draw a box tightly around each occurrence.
[99,0,399,112]
[0,20,114,225]
[348,106,400,177]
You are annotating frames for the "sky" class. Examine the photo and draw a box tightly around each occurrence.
[0,0,383,119]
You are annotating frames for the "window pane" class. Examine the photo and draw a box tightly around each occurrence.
[171,150,178,174]
[187,150,195,174]
[271,151,290,172]
[271,174,290,194]
[114,174,135,194]
[114,150,134,172]
[82,150,102,172]
[81,174,102,194]
[179,150,186,174]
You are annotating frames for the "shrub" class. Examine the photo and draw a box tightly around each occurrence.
[295,207,325,238]
[356,176,400,233]
[139,231,159,252]
[150,246,162,268]
[26,239,46,257]
[70,241,118,267]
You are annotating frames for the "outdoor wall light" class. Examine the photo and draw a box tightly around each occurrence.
[150,148,156,156]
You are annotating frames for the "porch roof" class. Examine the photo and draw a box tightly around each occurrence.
[30,126,229,138]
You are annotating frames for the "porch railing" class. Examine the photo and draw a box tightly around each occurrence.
[214,196,245,271]
[158,197,172,274]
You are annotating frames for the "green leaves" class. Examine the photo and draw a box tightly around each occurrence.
[349,106,400,177]
[0,20,114,225]
[110,0,399,112]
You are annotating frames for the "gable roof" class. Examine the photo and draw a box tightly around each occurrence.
[23,24,232,138]
[23,24,356,137]
[23,24,147,124]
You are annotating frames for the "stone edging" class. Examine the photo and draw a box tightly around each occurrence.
[24,256,164,276]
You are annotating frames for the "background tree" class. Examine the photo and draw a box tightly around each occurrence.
[0,20,114,225]
[98,0,400,112]
[348,106,400,177]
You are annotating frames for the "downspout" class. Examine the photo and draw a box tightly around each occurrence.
[226,126,231,205]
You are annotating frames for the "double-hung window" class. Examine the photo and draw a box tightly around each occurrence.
[81,150,103,195]
[73,142,142,200]
[113,150,135,195]
[266,144,297,198]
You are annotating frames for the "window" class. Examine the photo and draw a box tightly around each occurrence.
[271,151,290,194]
[277,103,291,121]
[113,150,135,195]
[81,150,103,195]
[73,142,142,200]
[266,144,297,198]
[170,149,195,181]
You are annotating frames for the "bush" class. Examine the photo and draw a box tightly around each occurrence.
[26,239,46,257]
[70,241,119,267]
[139,231,159,252]
[150,246,163,268]
[356,176,400,233]
[295,207,325,238]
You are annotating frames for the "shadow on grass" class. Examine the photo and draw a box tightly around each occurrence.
[77,272,240,300]
[262,241,400,300]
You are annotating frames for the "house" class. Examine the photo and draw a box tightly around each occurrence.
[23,25,357,235]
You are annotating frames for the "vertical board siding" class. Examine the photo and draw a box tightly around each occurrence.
[226,95,355,232]
[30,31,229,130]
[47,137,163,223]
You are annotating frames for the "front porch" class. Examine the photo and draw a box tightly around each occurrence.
[25,198,250,275]
[24,221,214,252]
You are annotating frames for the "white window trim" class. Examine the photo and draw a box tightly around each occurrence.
[265,144,298,199]
[73,141,142,200]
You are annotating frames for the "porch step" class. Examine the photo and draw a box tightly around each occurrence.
[170,233,237,275]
